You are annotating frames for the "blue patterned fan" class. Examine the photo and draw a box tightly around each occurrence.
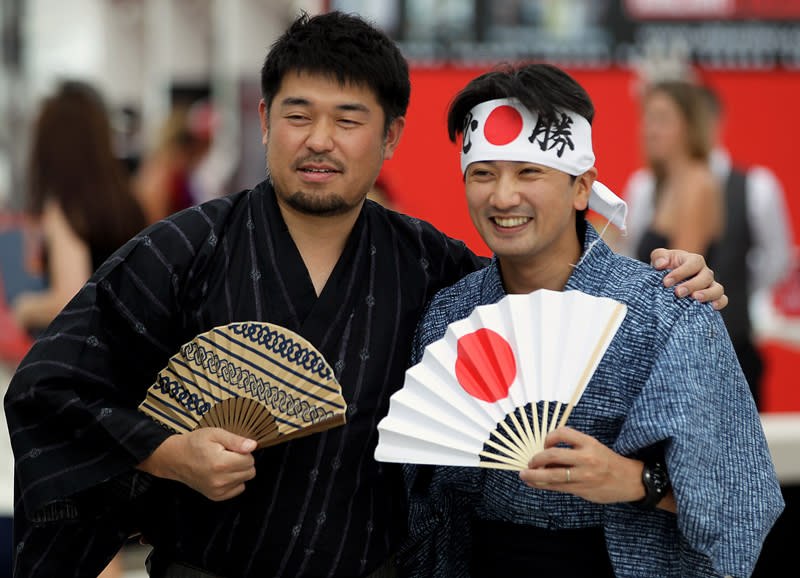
[139,322,347,448]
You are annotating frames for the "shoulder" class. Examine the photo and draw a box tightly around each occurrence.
[429,267,490,312]
[746,165,784,196]
[415,267,493,350]
[576,238,703,333]
[364,199,468,249]
[682,162,717,191]
[90,187,254,286]
[136,189,250,251]
[363,199,486,279]
[624,167,654,194]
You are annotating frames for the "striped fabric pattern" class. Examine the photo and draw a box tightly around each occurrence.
[5,180,485,577]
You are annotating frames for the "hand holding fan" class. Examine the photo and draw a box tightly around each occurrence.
[375,289,626,470]
[138,322,346,448]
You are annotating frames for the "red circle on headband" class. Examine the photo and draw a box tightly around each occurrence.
[484,105,523,146]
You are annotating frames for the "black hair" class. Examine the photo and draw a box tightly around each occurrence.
[448,63,594,227]
[446,62,595,144]
[260,11,410,134]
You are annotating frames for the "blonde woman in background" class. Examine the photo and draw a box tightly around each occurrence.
[622,81,724,266]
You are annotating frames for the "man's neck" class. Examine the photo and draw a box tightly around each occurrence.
[499,240,583,295]
[279,202,362,296]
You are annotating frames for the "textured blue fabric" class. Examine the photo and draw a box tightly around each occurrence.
[401,222,783,578]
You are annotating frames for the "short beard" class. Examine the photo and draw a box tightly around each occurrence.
[266,164,366,217]
[286,191,359,216]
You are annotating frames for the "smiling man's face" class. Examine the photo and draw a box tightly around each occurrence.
[260,70,404,217]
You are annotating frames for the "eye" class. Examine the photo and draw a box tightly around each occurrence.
[285,113,310,123]
[467,163,496,179]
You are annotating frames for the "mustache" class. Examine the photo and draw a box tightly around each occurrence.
[292,154,345,172]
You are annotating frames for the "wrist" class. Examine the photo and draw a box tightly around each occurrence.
[630,458,670,510]
[137,434,181,480]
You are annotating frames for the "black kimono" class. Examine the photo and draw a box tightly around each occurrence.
[4,180,484,577]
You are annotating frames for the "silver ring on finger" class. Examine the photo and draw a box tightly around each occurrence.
[566,468,571,483]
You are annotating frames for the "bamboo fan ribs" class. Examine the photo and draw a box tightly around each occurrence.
[375,289,626,470]
[139,322,346,448]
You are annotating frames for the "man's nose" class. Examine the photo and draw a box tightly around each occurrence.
[492,177,521,209]
[306,119,335,152]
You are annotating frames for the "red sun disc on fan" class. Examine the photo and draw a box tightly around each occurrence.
[455,328,516,402]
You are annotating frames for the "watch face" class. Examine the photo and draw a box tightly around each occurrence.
[633,460,670,509]
[650,462,670,494]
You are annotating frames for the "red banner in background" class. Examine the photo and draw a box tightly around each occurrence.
[625,0,736,19]
[625,0,800,19]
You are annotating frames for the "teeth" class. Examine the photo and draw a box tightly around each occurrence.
[303,168,333,173]
[493,217,530,227]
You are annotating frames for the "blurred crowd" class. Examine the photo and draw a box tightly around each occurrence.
[0,80,229,578]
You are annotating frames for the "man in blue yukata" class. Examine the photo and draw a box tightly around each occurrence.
[400,63,783,578]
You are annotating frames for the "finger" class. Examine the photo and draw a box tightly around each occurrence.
[207,481,249,502]
[650,248,707,279]
[691,281,724,304]
[219,453,257,474]
[527,447,577,469]
[670,269,713,298]
[519,466,574,487]
[207,428,258,454]
[649,247,678,271]
[543,426,586,448]
[711,293,729,311]
[662,258,710,294]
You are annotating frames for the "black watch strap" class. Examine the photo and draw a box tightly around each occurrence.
[631,459,670,510]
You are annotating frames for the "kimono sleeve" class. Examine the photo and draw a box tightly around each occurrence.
[611,302,783,577]
[4,206,223,522]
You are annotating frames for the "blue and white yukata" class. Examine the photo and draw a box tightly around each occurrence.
[401,221,783,578]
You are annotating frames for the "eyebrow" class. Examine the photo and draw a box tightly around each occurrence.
[279,97,370,114]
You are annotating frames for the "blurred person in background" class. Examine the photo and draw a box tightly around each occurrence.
[9,80,147,578]
[132,100,215,224]
[695,83,794,408]
[621,80,724,266]
[11,81,147,335]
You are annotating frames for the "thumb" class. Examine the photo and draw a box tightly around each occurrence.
[211,429,257,453]
[649,247,673,270]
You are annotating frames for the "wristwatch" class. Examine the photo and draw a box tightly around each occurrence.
[631,459,670,509]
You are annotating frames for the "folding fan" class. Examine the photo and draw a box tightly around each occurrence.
[138,321,346,448]
[375,289,627,470]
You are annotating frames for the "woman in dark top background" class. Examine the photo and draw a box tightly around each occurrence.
[622,80,723,264]
[12,80,146,334]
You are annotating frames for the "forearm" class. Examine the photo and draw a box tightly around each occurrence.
[12,289,73,329]
[136,434,183,481]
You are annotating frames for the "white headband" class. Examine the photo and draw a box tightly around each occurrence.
[459,98,627,231]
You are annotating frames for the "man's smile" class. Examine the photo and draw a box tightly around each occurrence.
[492,216,531,228]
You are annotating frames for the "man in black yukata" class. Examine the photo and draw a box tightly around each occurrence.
[3,11,727,578]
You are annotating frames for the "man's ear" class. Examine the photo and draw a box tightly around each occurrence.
[259,99,269,146]
[573,167,597,211]
[382,116,406,160]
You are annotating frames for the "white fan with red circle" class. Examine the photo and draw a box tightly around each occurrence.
[375,289,627,470]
